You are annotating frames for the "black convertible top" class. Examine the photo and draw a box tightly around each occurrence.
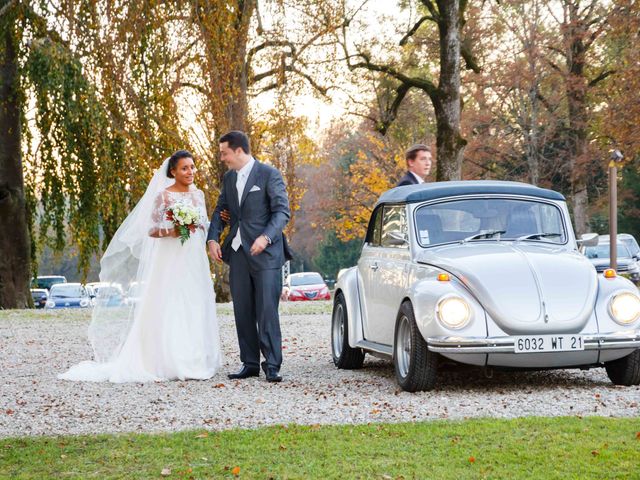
[376,180,565,206]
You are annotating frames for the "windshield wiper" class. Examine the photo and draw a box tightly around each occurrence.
[517,232,562,241]
[461,230,506,243]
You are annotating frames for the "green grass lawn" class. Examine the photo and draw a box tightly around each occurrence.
[2,417,638,479]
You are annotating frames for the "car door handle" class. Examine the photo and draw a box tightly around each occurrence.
[370,262,379,271]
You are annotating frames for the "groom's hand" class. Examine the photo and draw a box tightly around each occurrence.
[250,235,269,256]
[208,240,222,262]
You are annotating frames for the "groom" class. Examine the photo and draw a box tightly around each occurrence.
[207,130,291,382]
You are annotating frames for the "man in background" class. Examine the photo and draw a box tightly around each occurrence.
[396,144,432,186]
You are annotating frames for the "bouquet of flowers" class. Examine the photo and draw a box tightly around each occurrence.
[165,200,202,245]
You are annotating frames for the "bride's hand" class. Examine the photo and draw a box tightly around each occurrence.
[152,227,180,238]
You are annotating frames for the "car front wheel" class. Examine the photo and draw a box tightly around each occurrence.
[605,349,640,386]
[331,292,365,369]
[394,301,438,392]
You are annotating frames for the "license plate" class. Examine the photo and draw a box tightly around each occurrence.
[514,335,584,353]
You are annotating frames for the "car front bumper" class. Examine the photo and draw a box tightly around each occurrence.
[427,331,640,354]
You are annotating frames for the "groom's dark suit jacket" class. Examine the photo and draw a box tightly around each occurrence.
[207,159,292,270]
[396,171,420,187]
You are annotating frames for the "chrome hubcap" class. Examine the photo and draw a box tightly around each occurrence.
[396,315,411,378]
[332,304,344,357]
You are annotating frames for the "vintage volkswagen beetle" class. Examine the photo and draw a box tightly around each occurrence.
[332,181,640,391]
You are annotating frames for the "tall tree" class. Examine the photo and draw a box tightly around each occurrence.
[551,0,614,233]
[0,0,31,308]
[341,0,479,180]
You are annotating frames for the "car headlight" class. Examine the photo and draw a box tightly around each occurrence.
[610,292,640,325]
[436,296,471,329]
[45,300,55,309]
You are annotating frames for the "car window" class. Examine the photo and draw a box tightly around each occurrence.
[290,273,324,286]
[381,205,408,248]
[50,285,85,298]
[365,206,384,247]
[415,198,567,246]
[32,277,65,289]
[585,243,631,259]
[622,237,640,257]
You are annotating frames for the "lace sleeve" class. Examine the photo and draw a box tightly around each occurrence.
[195,189,209,231]
[148,192,168,236]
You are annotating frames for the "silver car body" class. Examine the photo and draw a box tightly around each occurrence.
[336,181,640,370]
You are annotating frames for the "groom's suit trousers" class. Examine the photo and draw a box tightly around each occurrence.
[229,246,283,370]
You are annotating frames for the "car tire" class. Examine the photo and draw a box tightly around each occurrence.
[605,349,640,386]
[393,301,438,392]
[331,292,365,369]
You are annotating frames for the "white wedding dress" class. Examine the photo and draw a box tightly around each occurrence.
[59,160,222,383]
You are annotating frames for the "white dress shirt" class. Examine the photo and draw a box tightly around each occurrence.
[410,171,425,184]
[231,157,255,251]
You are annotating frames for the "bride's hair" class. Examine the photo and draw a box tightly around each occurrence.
[166,150,194,178]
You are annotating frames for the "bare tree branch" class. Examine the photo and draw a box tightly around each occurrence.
[0,0,18,18]
[419,0,441,23]
[252,65,330,97]
[346,52,439,99]
[376,83,411,135]
[588,69,615,87]
[461,37,481,73]
[399,15,435,45]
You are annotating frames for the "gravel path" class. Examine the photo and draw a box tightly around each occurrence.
[1,305,638,438]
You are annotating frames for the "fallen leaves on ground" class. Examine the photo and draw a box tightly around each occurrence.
[231,466,241,476]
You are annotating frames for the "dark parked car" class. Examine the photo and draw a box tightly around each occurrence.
[45,283,91,309]
[30,289,49,309]
[598,234,640,260]
[31,275,67,291]
[283,272,331,301]
[583,243,640,284]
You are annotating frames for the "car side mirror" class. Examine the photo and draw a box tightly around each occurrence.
[577,233,599,247]
[387,230,408,246]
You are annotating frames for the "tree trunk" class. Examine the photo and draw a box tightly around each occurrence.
[0,4,31,308]
[434,0,466,181]
[565,1,590,235]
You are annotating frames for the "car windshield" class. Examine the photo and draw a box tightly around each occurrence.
[290,273,324,286]
[414,198,566,247]
[585,243,631,259]
[33,277,65,289]
[50,285,84,298]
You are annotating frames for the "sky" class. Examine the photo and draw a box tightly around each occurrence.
[249,0,413,140]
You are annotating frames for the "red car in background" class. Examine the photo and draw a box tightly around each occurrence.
[283,272,331,301]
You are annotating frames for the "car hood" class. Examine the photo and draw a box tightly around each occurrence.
[417,242,598,334]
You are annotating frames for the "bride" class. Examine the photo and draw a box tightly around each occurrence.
[59,151,222,382]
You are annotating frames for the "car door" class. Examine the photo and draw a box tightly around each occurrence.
[358,205,383,341]
[367,205,410,345]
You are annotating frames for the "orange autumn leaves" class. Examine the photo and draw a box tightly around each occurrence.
[334,134,407,242]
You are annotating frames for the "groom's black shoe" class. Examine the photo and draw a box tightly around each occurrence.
[227,365,259,380]
[262,362,282,383]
